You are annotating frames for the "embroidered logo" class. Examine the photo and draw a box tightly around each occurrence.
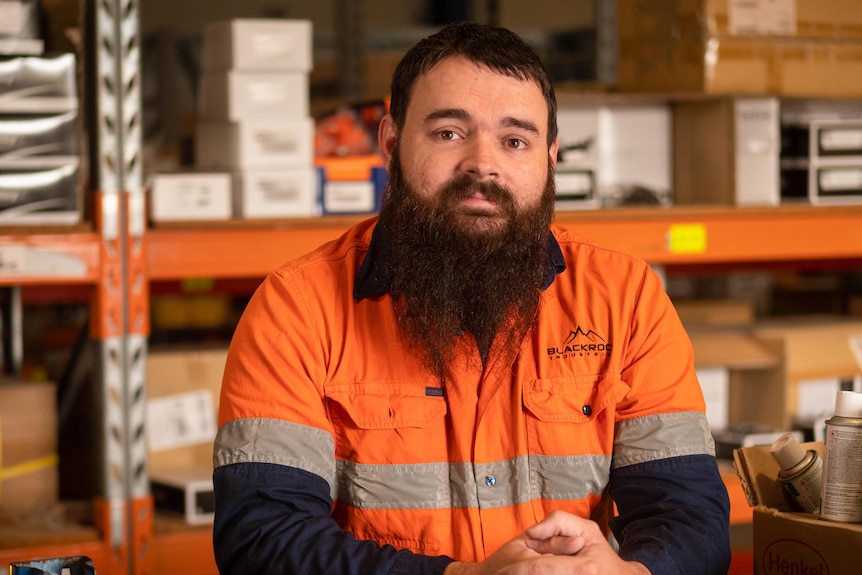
[547,326,612,359]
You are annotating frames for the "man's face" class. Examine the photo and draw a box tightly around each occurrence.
[378,56,558,237]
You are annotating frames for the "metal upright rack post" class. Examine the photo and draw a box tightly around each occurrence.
[89,1,150,573]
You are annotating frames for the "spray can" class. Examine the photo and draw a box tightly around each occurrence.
[821,390,862,522]
[769,432,822,513]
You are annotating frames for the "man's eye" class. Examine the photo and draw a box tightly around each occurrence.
[506,138,526,149]
[438,130,458,141]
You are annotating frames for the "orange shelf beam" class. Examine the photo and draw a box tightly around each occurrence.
[146,205,862,281]
[555,204,862,265]
[0,229,101,285]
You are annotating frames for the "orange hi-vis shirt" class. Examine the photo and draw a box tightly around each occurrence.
[215,216,718,564]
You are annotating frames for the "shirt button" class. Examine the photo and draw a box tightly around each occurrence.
[484,474,497,488]
[582,405,592,416]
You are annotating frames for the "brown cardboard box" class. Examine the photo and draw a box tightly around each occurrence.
[704,0,862,40]
[676,298,755,327]
[734,442,862,575]
[0,380,58,518]
[672,97,780,206]
[146,346,228,473]
[750,319,862,428]
[687,318,862,431]
[617,0,862,97]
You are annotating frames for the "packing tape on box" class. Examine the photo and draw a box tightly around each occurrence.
[0,417,60,501]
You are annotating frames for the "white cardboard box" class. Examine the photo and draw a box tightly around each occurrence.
[195,117,314,170]
[198,70,309,121]
[202,19,313,72]
[149,172,232,222]
[556,101,672,208]
[234,167,319,218]
[733,98,781,206]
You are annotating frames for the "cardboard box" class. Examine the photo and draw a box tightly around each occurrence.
[734,441,862,575]
[319,165,386,215]
[0,379,58,518]
[198,70,309,121]
[618,1,862,97]
[689,328,781,433]
[699,0,862,41]
[195,117,314,170]
[146,347,228,473]
[701,318,862,432]
[233,167,319,219]
[780,99,862,204]
[555,99,672,209]
[676,298,756,327]
[149,172,233,222]
[201,19,313,72]
[674,98,780,206]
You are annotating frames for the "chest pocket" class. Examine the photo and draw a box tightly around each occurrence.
[326,382,447,429]
[524,375,629,424]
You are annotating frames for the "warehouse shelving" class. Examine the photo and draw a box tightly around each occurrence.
[1,0,149,573]
[4,2,862,575]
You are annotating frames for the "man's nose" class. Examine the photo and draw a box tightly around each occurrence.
[459,134,500,180]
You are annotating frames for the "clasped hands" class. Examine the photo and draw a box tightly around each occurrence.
[444,510,651,575]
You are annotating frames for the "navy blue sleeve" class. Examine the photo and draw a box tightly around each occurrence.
[608,454,731,575]
[213,462,455,575]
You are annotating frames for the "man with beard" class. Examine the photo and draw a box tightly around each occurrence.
[212,21,731,575]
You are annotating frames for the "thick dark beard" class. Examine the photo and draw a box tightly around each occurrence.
[378,148,556,379]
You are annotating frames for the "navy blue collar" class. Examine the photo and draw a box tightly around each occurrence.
[353,222,567,300]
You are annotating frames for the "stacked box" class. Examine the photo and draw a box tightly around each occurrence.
[0,379,58,518]
[617,0,862,98]
[194,19,319,219]
[673,97,781,206]
[0,53,81,224]
[555,98,672,209]
[0,0,43,55]
[780,99,862,205]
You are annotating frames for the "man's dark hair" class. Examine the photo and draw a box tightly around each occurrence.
[388,21,558,147]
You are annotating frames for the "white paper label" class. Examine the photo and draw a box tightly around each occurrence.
[820,128,862,152]
[146,390,216,452]
[728,0,797,36]
[819,168,862,191]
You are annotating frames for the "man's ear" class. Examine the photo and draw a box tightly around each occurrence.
[549,137,559,171]
[378,114,397,168]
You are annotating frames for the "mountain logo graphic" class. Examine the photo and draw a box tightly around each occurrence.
[548,326,612,359]
[563,327,605,345]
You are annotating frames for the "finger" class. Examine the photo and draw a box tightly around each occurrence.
[524,510,591,540]
[524,534,587,556]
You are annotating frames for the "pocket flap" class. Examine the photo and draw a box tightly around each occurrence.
[524,376,629,423]
[327,382,447,430]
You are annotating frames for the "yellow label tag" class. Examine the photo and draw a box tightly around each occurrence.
[667,223,707,254]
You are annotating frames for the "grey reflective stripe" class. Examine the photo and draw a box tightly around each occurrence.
[335,454,611,510]
[213,418,337,487]
[613,410,715,469]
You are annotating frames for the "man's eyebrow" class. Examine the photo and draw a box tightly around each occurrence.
[502,117,540,135]
[425,109,541,136]
[424,108,471,123]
